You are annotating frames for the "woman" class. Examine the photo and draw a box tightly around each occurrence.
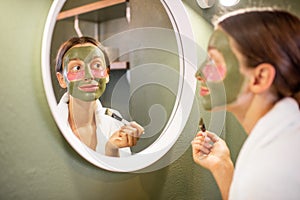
[192,8,300,199]
[55,36,144,157]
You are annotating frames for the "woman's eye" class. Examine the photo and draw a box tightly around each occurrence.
[71,65,81,72]
[93,62,104,70]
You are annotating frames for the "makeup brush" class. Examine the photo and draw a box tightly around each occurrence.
[198,118,208,159]
[199,118,206,132]
[105,108,130,125]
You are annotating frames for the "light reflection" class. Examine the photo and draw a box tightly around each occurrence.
[219,0,240,7]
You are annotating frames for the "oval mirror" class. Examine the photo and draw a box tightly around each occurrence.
[42,0,197,172]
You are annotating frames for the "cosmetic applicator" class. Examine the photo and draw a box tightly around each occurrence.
[105,108,130,125]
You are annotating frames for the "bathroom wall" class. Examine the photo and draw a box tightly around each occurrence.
[1,0,299,199]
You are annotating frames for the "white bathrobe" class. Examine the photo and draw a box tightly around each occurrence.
[57,93,131,157]
[229,97,300,199]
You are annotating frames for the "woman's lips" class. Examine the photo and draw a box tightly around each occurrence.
[196,76,210,96]
[200,86,210,96]
[79,84,99,92]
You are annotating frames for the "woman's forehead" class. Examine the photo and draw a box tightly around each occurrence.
[65,44,103,59]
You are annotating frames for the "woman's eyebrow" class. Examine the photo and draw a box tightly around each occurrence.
[208,46,216,50]
[92,56,101,59]
[68,58,81,61]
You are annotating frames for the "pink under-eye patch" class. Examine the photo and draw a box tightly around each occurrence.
[67,70,85,81]
[202,61,227,82]
[92,69,108,78]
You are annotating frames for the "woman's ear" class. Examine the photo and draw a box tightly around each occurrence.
[105,68,110,83]
[250,63,276,94]
[56,72,67,88]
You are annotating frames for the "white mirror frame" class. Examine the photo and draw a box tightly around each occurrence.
[42,0,197,172]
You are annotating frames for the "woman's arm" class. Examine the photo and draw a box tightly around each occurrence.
[211,156,234,200]
[192,131,234,200]
[105,141,120,157]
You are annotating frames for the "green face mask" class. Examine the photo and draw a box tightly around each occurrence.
[62,45,108,102]
[195,29,245,110]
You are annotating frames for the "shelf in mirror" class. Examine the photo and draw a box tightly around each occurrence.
[57,0,128,23]
[110,61,129,70]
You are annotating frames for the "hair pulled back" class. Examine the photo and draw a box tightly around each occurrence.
[218,8,300,106]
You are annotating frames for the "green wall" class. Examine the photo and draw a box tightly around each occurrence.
[1,0,299,200]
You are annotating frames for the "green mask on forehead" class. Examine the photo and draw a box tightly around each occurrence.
[63,46,107,67]
[196,29,245,110]
[62,45,108,102]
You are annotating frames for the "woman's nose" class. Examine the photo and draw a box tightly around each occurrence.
[196,74,206,84]
[195,68,204,81]
[84,67,94,81]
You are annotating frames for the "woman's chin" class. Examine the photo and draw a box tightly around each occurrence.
[199,95,212,111]
[199,95,229,112]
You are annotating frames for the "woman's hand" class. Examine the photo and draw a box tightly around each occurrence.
[105,122,144,156]
[191,131,231,171]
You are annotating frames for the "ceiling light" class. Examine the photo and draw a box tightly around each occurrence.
[219,0,240,7]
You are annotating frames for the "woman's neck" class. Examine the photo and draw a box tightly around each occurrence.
[68,96,98,150]
[229,93,277,134]
[68,96,96,127]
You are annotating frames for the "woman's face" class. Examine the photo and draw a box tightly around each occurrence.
[61,44,108,102]
[195,29,245,110]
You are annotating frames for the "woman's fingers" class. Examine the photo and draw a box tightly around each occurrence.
[121,126,137,137]
[126,132,133,146]
[119,127,138,146]
[122,122,144,138]
[192,131,217,159]
[199,145,211,154]
[111,122,144,148]
[206,131,219,143]
[197,131,219,142]
[129,121,144,136]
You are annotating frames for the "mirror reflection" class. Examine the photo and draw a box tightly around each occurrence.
[55,36,144,157]
[50,0,180,156]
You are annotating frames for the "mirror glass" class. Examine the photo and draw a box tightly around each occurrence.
[42,0,197,172]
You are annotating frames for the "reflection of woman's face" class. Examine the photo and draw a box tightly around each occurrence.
[196,29,245,110]
[62,44,108,102]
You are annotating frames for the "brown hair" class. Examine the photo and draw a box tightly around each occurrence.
[55,36,110,73]
[218,8,300,105]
